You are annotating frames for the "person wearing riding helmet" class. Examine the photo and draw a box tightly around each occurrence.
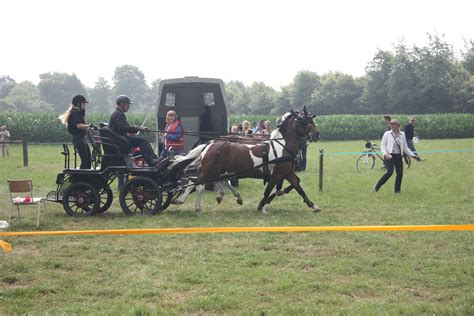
[58,95,91,169]
[109,95,160,167]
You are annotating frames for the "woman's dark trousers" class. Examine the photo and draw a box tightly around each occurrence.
[374,154,403,192]
[73,135,91,169]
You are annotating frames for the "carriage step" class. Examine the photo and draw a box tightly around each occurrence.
[46,191,63,203]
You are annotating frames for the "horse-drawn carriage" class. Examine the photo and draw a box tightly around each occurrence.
[47,77,321,216]
[47,77,232,216]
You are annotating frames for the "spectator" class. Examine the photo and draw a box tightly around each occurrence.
[373,119,417,193]
[404,117,423,161]
[262,120,272,135]
[0,125,10,157]
[242,120,253,135]
[58,95,91,169]
[160,110,185,158]
[237,123,243,134]
[383,115,391,131]
[230,125,239,134]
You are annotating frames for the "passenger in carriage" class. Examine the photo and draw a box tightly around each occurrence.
[160,110,185,158]
[58,95,91,169]
[109,95,160,167]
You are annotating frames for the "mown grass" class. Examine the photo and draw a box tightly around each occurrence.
[0,139,473,314]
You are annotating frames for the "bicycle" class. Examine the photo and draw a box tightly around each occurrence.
[356,140,411,171]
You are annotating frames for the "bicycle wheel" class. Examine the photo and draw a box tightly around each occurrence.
[356,154,375,171]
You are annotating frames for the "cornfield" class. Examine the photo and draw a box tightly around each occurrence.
[0,112,472,143]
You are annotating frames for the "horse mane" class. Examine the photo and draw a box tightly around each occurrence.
[276,112,293,137]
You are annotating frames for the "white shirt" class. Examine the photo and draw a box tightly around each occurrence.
[380,130,415,157]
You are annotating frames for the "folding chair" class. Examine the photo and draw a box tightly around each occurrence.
[7,180,47,227]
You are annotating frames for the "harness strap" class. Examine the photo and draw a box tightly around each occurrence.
[261,142,270,182]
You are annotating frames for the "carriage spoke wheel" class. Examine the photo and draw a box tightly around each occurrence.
[160,191,174,211]
[97,187,113,213]
[356,154,375,171]
[62,182,100,217]
[119,177,163,216]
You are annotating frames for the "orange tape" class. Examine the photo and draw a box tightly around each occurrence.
[1,224,473,237]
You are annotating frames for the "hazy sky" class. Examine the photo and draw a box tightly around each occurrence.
[1,0,472,90]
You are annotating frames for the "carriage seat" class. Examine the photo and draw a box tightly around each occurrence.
[98,127,133,169]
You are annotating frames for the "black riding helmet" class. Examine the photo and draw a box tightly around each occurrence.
[72,95,88,106]
[116,95,133,105]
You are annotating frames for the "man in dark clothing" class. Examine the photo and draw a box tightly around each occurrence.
[109,95,159,166]
[404,117,422,161]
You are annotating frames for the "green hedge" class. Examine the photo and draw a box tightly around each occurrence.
[0,112,472,143]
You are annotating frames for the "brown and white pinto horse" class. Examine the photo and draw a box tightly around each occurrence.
[178,108,321,213]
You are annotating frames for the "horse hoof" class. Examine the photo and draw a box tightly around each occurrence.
[311,205,322,212]
[216,196,223,204]
[171,199,184,205]
[276,190,284,197]
[236,198,243,205]
[195,208,201,212]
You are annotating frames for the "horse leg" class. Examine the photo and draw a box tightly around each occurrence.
[224,181,243,205]
[194,184,206,212]
[267,183,294,204]
[215,182,225,204]
[173,180,195,204]
[257,178,280,214]
[286,172,321,212]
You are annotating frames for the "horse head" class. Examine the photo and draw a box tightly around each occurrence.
[290,107,319,142]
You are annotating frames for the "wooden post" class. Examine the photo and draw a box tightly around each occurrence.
[22,133,28,167]
[319,149,324,192]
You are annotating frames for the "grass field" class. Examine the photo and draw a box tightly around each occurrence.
[1,139,473,314]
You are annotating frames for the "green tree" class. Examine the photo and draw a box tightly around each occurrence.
[290,70,320,110]
[247,82,278,115]
[272,84,292,115]
[387,42,419,113]
[312,72,364,115]
[460,39,474,75]
[112,65,150,112]
[89,77,112,113]
[363,50,393,113]
[38,72,87,112]
[413,34,460,112]
[225,80,251,114]
[0,76,16,99]
[2,81,52,112]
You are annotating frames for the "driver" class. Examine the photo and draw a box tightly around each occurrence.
[109,95,160,167]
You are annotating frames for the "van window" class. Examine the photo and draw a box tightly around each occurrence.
[204,92,215,106]
[165,93,175,107]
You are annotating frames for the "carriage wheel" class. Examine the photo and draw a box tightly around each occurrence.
[356,154,375,171]
[119,177,163,216]
[62,182,100,217]
[97,187,113,213]
[160,191,174,211]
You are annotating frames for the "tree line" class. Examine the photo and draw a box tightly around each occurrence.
[1,34,472,115]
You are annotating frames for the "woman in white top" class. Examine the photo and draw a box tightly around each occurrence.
[373,119,416,193]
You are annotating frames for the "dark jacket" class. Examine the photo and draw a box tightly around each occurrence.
[404,124,415,140]
[67,107,86,137]
[109,109,139,136]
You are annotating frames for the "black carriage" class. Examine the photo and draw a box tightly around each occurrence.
[48,77,231,217]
